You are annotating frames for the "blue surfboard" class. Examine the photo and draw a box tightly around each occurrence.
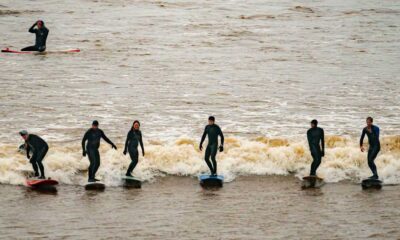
[199,175,224,188]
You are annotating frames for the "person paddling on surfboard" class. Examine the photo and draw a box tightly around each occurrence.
[360,117,380,180]
[82,120,117,182]
[19,130,49,179]
[307,119,325,177]
[21,20,49,52]
[199,116,224,176]
[123,120,145,177]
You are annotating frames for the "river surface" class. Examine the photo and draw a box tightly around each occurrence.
[0,0,400,239]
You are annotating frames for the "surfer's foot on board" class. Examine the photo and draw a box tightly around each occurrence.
[126,173,133,177]
[94,178,101,182]
[368,175,379,180]
[88,179,95,182]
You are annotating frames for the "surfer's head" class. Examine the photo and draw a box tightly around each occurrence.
[132,120,140,130]
[366,117,373,127]
[311,119,318,128]
[208,116,215,125]
[92,120,99,129]
[37,20,44,28]
[19,130,28,140]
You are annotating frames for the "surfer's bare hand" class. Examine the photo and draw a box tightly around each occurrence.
[199,145,203,151]
[360,146,365,152]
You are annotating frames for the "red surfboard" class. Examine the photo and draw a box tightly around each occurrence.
[1,48,80,54]
[26,179,59,187]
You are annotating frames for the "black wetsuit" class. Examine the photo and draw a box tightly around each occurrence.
[124,130,144,175]
[200,124,224,175]
[25,134,49,178]
[82,128,116,181]
[21,23,49,52]
[307,127,325,176]
[360,125,380,178]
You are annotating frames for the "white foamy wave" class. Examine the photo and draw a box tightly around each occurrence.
[1,136,400,186]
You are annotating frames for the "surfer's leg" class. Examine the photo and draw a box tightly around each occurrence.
[367,147,380,178]
[126,149,139,176]
[21,46,39,51]
[87,148,95,180]
[36,147,48,179]
[210,145,218,175]
[204,146,214,174]
[309,148,321,176]
[30,156,40,177]
[93,149,101,179]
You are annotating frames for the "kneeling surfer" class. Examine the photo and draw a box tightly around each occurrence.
[123,120,145,177]
[21,20,49,52]
[19,130,49,179]
[199,116,224,176]
[82,120,117,182]
[360,117,380,180]
[307,119,325,177]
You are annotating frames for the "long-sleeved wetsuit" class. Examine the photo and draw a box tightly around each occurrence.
[307,127,325,176]
[200,124,224,175]
[124,130,144,175]
[82,128,116,181]
[360,125,380,177]
[25,134,48,178]
[21,23,49,52]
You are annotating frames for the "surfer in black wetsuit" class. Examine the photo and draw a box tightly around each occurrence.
[123,120,145,177]
[307,119,325,176]
[199,116,224,176]
[360,117,381,180]
[21,20,49,52]
[19,130,48,179]
[82,120,117,182]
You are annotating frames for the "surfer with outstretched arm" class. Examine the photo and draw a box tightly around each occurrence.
[199,116,224,176]
[19,130,49,179]
[307,119,325,176]
[21,20,49,52]
[123,120,145,177]
[82,120,117,182]
[360,117,380,180]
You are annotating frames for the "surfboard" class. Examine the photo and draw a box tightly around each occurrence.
[26,178,58,192]
[361,178,382,190]
[302,176,324,189]
[199,175,224,188]
[122,176,142,189]
[85,182,105,191]
[1,48,80,54]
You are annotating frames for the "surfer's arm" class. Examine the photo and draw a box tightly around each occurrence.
[321,129,325,155]
[139,132,145,156]
[375,126,380,140]
[123,132,130,154]
[101,131,116,149]
[199,127,207,150]
[219,127,224,146]
[28,23,37,33]
[307,130,312,149]
[359,128,366,147]
[82,131,88,152]
[25,142,31,159]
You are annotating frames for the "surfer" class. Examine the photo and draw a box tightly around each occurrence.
[21,20,49,52]
[123,120,145,177]
[82,120,117,182]
[199,116,224,176]
[307,119,325,176]
[360,117,380,180]
[19,130,48,179]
